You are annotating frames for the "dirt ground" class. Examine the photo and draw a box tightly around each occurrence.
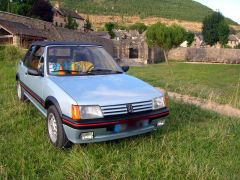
[157,88,240,118]
[81,13,240,32]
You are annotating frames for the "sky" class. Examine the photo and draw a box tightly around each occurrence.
[194,0,240,24]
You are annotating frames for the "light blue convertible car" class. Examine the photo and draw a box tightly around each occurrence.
[16,41,169,148]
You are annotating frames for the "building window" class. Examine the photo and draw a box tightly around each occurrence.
[129,48,138,59]
[55,22,58,26]
[60,23,63,27]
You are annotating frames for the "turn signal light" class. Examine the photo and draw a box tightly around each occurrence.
[72,105,80,120]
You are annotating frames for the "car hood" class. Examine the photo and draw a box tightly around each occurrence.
[49,74,163,106]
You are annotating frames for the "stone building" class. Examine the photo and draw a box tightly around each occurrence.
[0,11,114,56]
[191,33,206,48]
[113,30,162,65]
[52,3,85,31]
[228,34,240,48]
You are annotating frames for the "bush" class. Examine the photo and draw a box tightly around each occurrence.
[0,45,25,62]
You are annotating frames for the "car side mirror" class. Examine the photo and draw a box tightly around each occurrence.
[121,66,129,72]
[27,68,43,76]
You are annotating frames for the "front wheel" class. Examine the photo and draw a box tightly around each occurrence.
[47,105,72,148]
[16,80,26,101]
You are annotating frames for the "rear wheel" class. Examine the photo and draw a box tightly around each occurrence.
[47,105,72,148]
[16,80,26,101]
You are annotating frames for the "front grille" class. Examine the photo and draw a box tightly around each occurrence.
[101,100,153,116]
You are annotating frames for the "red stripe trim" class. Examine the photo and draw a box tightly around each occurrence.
[20,81,45,107]
[63,111,169,127]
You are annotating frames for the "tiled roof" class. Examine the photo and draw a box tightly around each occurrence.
[0,19,47,38]
[228,34,239,41]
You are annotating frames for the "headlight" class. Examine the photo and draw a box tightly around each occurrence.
[152,96,166,110]
[72,105,103,120]
[79,105,103,119]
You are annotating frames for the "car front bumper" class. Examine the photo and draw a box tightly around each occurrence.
[62,108,169,144]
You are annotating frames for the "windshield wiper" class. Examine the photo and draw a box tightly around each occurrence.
[91,68,123,74]
[51,70,86,74]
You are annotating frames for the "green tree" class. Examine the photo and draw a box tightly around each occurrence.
[0,0,36,16]
[105,22,116,39]
[84,16,92,30]
[129,22,147,34]
[202,12,226,46]
[171,24,187,47]
[218,21,230,46]
[185,31,195,47]
[146,23,186,62]
[65,16,79,30]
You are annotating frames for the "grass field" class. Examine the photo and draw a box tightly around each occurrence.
[1,47,240,178]
[129,62,240,109]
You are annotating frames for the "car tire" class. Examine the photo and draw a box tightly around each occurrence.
[47,105,72,148]
[16,80,26,101]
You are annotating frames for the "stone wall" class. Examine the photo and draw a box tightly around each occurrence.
[168,47,240,64]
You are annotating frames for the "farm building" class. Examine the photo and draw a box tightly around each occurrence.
[0,11,114,56]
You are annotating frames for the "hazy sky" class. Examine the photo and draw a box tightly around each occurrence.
[194,0,240,24]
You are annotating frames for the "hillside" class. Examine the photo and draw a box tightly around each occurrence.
[56,0,235,23]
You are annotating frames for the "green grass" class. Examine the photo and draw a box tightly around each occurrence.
[57,0,236,24]
[129,62,240,109]
[1,47,240,178]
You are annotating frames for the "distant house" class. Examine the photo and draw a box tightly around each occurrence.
[52,3,85,31]
[191,33,205,48]
[228,34,240,48]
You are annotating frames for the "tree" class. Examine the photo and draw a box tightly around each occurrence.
[218,21,230,46]
[65,16,79,30]
[0,0,36,16]
[30,0,53,22]
[84,16,92,30]
[129,22,147,34]
[105,22,116,39]
[146,23,186,62]
[185,31,195,47]
[202,12,229,46]
[171,24,187,47]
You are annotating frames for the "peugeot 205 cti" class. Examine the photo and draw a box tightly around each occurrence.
[16,41,169,148]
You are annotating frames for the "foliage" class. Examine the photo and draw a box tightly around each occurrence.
[105,22,116,39]
[30,0,53,22]
[65,16,79,29]
[0,45,25,62]
[0,0,36,16]
[129,22,147,34]
[235,44,240,49]
[171,24,187,47]
[218,21,230,46]
[57,0,237,23]
[202,12,230,46]
[84,16,92,30]
[146,23,186,61]
[185,31,195,47]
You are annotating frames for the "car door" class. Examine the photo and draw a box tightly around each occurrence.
[21,45,45,106]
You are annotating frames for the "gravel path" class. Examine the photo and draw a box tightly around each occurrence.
[157,88,240,118]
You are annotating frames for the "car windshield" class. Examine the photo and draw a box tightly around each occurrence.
[47,46,123,76]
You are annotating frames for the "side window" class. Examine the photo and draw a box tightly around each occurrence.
[24,46,44,70]
[23,46,34,66]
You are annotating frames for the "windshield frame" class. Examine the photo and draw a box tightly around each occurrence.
[46,45,123,76]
